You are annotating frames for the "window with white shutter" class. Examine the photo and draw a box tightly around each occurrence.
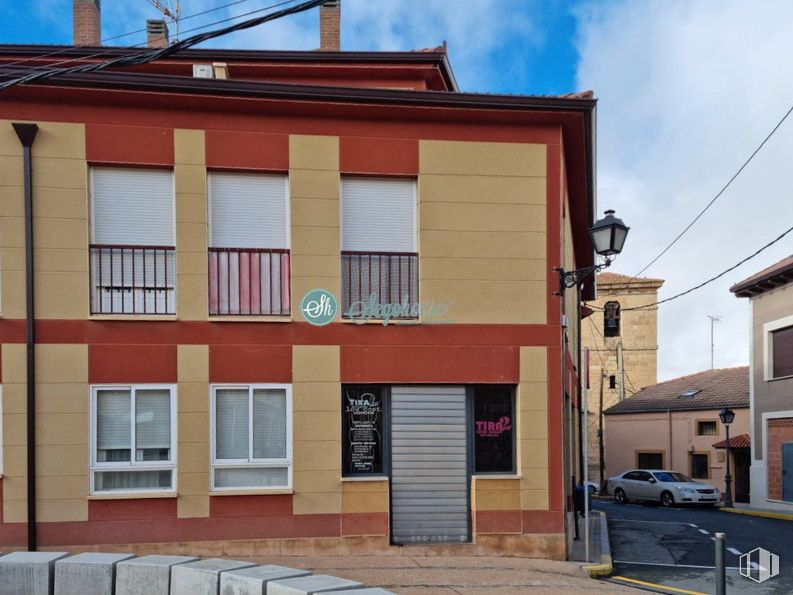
[207,172,290,316]
[211,384,292,490]
[89,167,176,314]
[90,385,176,494]
[340,177,417,318]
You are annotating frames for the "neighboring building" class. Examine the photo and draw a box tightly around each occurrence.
[604,367,750,502]
[582,271,664,484]
[731,255,793,511]
[0,2,598,558]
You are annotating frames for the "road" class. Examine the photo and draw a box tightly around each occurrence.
[593,499,792,594]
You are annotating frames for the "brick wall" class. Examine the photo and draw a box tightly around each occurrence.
[73,0,100,46]
[320,1,340,50]
[767,418,793,501]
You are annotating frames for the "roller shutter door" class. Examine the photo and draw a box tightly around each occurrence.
[390,386,469,544]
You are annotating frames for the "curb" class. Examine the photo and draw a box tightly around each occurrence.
[582,510,613,578]
[721,506,793,522]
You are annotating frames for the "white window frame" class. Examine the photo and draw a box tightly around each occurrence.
[210,383,293,492]
[89,384,178,495]
[763,313,793,381]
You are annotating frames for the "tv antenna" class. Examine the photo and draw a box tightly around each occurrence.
[707,314,721,369]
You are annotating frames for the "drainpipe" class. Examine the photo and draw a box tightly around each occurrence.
[12,122,39,551]
[667,408,673,470]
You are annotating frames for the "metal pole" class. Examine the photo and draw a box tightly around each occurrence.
[617,341,625,401]
[583,348,590,563]
[598,371,605,494]
[724,424,734,507]
[715,532,726,595]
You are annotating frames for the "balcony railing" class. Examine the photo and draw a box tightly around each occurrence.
[90,245,175,315]
[208,248,291,316]
[341,251,418,319]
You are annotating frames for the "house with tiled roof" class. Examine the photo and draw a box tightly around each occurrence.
[732,255,793,511]
[603,367,750,502]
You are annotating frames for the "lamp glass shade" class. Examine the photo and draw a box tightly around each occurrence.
[589,210,629,257]
[719,408,735,425]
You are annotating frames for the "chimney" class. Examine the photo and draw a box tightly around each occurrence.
[146,20,169,48]
[73,0,101,46]
[319,0,340,51]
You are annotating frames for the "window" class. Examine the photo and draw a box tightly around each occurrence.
[211,385,292,490]
[637,451,663,469]
[697,420,718,436]
[208,172,290,316]
[90,386,176,493]
[341,177,417,319]
[690,453,709,479]
[342,385,386,477]
[90,167,175,314]
[473,386,515,474]
[609,375,617,389]
[603,301,621,337]
[771,326,793,379]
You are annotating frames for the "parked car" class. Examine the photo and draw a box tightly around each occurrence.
[584,481,599,495]
[606,469,721,507]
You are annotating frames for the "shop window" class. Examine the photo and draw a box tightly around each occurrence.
[211,385,291,490]
[341,385,387,477]
[697,420,717,436]
[473,386,515,474]
[604,301,621,337]
[690,453,709,479]
[90,385,176,494]
[637,451,663,469]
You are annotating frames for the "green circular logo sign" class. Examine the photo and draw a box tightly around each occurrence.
[300,288,338,326]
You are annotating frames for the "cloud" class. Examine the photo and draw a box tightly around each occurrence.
[575,0,793,380]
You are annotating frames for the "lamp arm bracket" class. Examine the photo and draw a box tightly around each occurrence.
[554,258,613,295]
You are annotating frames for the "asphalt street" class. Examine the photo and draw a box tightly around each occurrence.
[593,499,792,594]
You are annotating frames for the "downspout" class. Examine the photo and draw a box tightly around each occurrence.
[576,290,584,481]
[667,409,673,470]
[12,122,39,552]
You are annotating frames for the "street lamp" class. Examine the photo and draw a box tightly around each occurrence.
[556,210,630,294]
[719,407,735,508]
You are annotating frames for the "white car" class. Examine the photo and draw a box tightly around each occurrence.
[607,469,721,507]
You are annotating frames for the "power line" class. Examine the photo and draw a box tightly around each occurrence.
[0,0,323,91]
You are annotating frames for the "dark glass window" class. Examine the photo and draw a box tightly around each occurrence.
[637,452,663,469]
[341,385,385,476]
[697,421,717,436]
[473,386,515,474]
[772,326,793,378]
[604,301,621,337]
[690,453,709,479]
[609,375,617,389]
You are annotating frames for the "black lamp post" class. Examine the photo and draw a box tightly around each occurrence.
[556,210,630,294]
[719,408,735,508]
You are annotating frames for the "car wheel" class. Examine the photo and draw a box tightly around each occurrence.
[615,488,627,504]
[660,491,675,508]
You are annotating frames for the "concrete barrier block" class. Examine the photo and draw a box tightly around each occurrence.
[266,575,363,594]
[220,565,312,595]
[54,552,135,595]
[171,558,256,595]
[0,551,69,595]
[116,555,198,595]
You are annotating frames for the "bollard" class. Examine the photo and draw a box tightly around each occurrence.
[715,532,726,595]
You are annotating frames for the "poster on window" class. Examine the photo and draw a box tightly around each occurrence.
[342,385,384,476]
[474,386,515,473]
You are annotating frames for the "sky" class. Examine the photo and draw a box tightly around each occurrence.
[1,0,791,382]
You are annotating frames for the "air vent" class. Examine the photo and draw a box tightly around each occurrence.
[193,64,214,79]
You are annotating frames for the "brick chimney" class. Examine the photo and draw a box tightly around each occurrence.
[319,0,340,51]
[146,20,169,48]
[73,0,101,46]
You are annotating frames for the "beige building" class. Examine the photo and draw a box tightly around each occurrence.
[604,367,750,502]
[582,271,664,484]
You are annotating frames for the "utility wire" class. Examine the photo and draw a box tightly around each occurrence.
[0,0,320,91]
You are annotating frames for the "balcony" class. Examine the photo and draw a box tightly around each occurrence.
[341,251,419,319]
[209,248,291,316]
[90,244,175,315]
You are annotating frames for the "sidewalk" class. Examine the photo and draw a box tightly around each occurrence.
[721,502,793,522]
[240,554,640,594]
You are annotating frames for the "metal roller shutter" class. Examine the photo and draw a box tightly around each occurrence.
[390,386,470,544]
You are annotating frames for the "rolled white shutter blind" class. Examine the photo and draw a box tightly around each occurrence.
[92,168,174,246]
[216,389,249,460]
[135,390,171,451]
[342,177,415,252]
[96,390,131,451]
[252,389,287,459]
[209,172,288,249]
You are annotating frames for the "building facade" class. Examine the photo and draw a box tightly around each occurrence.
[581,272,663,484]
[604,367,750,501]
[732,256,793,512]
[0,43,596,558]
